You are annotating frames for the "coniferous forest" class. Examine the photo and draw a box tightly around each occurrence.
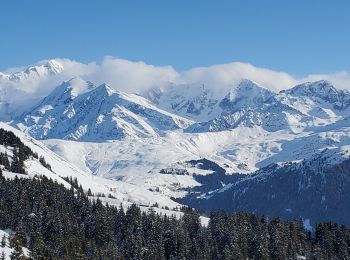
[1,128,350,259]
[0,175,350,259]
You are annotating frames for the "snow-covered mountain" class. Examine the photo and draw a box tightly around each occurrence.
[145,83,224,122]
[218,79,275,112]
[14,78,192,141]
[0,60,64,82]
[6,61,350,139]
[9,77,350,199]
[185,80,349,133]
[0,60,66,121]
[282,80,350,111]
[4,61,350,227]
[144,79,275,123]
[40,117,350,205]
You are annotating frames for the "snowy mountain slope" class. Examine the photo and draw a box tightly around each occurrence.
[218,79,274,113]
[185,80,349,133]
[96,197,210,226]
[12,76,350,141]
[13,78,192,141]
[0,123,179,208]
[144,79,274,122]
[6,59,350,228]
[282,80,350,111]
[0,60,66,121]
[42,116,350,203]
[144,83,224,121]
[0,60,64,82]
[10,78,350,175]
[187,149,350,227]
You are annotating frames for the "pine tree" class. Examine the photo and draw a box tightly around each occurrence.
[0,153,10,170]
[253,217,270,260]
[336,225,350,259]
[9,237,26,260]
[29,238,56,260]
[0,235,5,248]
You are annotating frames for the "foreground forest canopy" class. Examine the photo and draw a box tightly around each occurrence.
[0,176,350,260]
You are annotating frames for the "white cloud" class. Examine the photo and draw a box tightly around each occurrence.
[86,57,179,92]
[3,57,350,94]
[301,71,350,90]
[179,62,350,92]
[179,62,297,92]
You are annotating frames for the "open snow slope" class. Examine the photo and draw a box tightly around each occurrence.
[43,116,350,199]
[0,123,179,208]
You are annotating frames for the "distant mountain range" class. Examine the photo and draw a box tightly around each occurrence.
[2,60,350,227]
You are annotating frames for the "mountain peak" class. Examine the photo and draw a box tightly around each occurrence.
[238,78,260,87]
[284,80,338,96]
[36,59,64,74]
[95,83,115,96]
[219,79,274,112]
[22,59,64,75]
[4,59,65,83]
[51,80,115,100]
[55,78,95,98]
[14,78,192,141]
[281,80,350,110]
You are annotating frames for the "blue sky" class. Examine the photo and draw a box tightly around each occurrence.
[1,0,350,76]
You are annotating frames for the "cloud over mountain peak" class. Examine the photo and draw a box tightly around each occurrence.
[0,57,350,121]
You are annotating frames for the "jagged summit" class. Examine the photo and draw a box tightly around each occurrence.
[3,59,64,82]
[11,75,350,138]
[45,77,95,101]
[281,80,350,111]
[144,83,224,122]
[283,80,339,97]
[26,59,64,74]
[183,79,350,133]
[219,79,274,113]
[13,79,192,141]
[96,82,115,96]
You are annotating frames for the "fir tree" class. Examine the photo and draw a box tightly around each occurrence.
[0,235,6,247]
[9,235,26,260]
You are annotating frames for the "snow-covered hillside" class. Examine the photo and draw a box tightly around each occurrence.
[42,119,350,199]
[0,123,179,208]
[188,149,350,227]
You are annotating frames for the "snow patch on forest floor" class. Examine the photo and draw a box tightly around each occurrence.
[0,230,29,260]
